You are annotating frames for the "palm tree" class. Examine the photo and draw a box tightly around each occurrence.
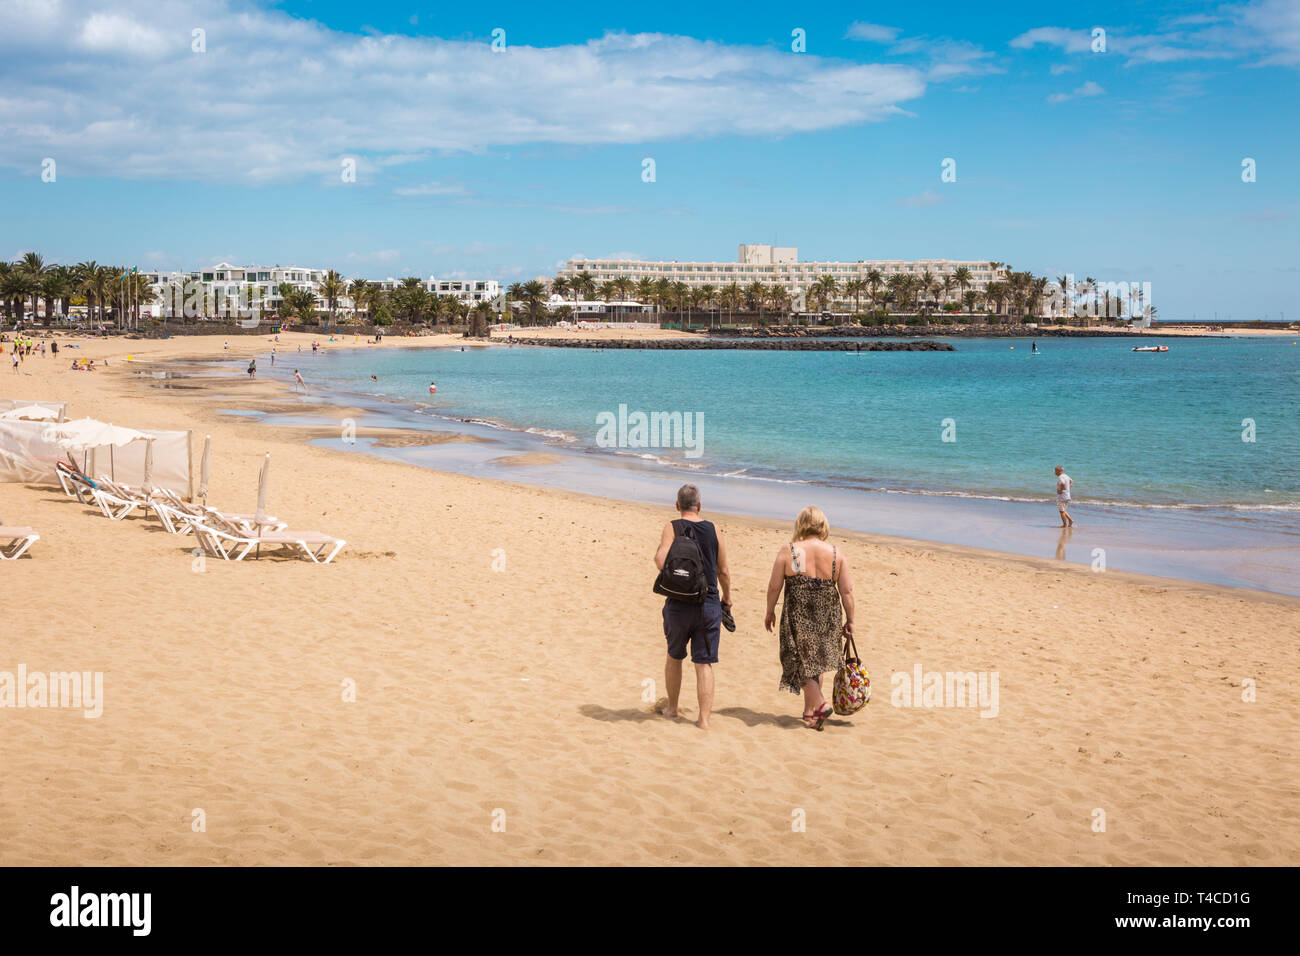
[812,274,839,318]
[393,277,430,324]
[86,266,113,328]
[953,266,971,311]
[743,280,766,322]
[885,273,909,317]
[551,276,570,304]
[349,280,371,325]
[719,282,742,326]
[984,281,1007,320]
[17,252,47,322]
[651,278,672,316]
[318,270,345,331]
[520,280,549,325]
[1,266,35,323]
[696,283,717,327]
[42,266,73,325]
[611,276,634,302]
[768,284,791,322]
[1054,274,1071,323]
[941,273,955,311]
[634,277,655,309]
[572,270,596,306]
[865,269,884,312]
[1078,276,1096,325]
[843,278,866,316]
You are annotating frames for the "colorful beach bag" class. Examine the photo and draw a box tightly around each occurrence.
[832,634,871,715]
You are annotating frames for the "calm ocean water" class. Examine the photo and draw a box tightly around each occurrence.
[283,336,1299,513]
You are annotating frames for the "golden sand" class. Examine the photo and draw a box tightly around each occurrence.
[1,331,1297,865]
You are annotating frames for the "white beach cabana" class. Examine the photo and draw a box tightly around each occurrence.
[0,415,194,493]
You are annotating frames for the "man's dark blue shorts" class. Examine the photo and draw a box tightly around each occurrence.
[663,595,722,664]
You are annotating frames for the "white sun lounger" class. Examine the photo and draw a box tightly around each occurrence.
[55,461,96,503]
[151,489,283,536]
[0,526,40,560]
[191,522,345,564]
[90,484,150,521]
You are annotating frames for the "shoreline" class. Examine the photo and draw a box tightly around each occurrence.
[116,341,1299,600]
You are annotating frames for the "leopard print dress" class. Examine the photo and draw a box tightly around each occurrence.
[778,544,844,694]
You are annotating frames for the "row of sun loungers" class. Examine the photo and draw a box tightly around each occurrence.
[49,460,346,564]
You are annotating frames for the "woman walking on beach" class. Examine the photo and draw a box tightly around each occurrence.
[764,507,855,731]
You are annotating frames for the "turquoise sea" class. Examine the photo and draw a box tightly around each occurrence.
[253,335,1300,594]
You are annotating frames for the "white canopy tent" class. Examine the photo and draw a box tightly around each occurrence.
[0,417,194,494]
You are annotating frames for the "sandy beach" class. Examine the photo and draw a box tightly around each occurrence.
[1,332,1297,866]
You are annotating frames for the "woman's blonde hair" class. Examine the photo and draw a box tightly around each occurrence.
[793,506,829,541]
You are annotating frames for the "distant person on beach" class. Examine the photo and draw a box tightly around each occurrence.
[765,506,855,731]
[1055,465,1074,527]
[1032,341,1038,353]
[428,381,437,394]
[293,369,307,392]
[270,349,275,366]
[653,483,732,730]
[247,359,256,378]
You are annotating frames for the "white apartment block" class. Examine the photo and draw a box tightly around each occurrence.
[557,245,1002,305]
[142,263,345,317]
[142,265,501,318]
[374,277,501,305]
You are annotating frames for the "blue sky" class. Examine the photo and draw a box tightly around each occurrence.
[1,0,1297,319]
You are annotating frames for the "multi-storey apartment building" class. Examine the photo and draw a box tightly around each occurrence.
[373,277,501,305]
[142,263,343,317]
[556,244,1002,306]
[142,265,502,318]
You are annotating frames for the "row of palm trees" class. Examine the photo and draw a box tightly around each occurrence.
[536,264,1139,325]
[0,254,158,329]
[3,254,1139,333]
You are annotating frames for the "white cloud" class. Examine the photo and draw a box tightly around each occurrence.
[1011,27,1095,55]
[1047,80,1106,104]
[895,190,945,208]
[1011,3,1300,67]
[847,23,999,80]
[393,182,467,196]
[0,0,926,184]
[346,250,401,262]
[846,22,900,44]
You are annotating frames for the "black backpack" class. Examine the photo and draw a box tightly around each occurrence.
[654,520,708,604]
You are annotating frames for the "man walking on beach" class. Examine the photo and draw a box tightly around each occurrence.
[1055,465,1074,527]
[653,484,732,730]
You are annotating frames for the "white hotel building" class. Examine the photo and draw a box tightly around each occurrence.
[557,245,1001,306]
